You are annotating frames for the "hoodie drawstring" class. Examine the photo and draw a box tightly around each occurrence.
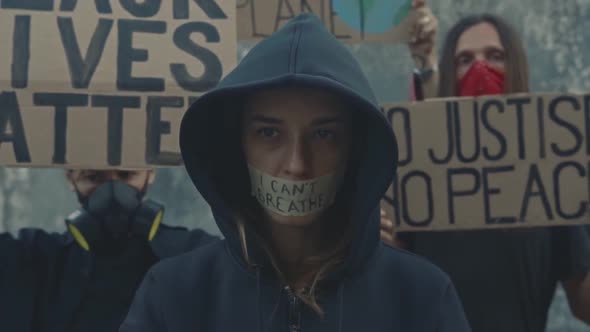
[257,269,347,332]
[265,285,284,332]
[256,268,284,332]
[338,280,345,332]
[256,267,263,332]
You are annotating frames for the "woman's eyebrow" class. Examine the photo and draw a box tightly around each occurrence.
[311,116,346,126]
[454,49,474,58]
[247,114,283,124]
[484,46,505,53]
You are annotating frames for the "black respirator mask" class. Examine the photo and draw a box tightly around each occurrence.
[65,181,164,252]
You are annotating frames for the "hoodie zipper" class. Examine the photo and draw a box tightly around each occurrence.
[285,286,301,332]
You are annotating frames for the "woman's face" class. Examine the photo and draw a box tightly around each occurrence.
[242,87,353,226]
[455,22,506,79]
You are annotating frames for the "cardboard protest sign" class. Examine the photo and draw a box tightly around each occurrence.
[381,93,590,231]
[237,0,416,43]
[0,0,236,168]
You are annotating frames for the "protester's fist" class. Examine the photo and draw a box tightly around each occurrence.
[380,208,394,247]
[407,0,438,69]
[380,208,408,248]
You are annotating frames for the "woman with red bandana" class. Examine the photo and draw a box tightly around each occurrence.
[397,8,590,332]
[437,14,528,98]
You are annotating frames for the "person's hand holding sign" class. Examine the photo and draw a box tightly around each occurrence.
[380,208,395,247]
[408,0,438,68]
[407,0,439,99]
[380,208,407,248]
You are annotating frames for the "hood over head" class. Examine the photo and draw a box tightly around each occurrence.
[180,14,398,275]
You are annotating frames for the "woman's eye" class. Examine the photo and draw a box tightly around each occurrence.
[457,55,472,65]
[488,51,505,62]
[257,128,279,138]
[315,129,334,139]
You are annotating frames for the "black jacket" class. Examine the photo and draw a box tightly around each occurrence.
[0,224,217,332]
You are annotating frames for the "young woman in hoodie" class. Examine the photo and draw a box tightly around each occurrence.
[120,13,471,332]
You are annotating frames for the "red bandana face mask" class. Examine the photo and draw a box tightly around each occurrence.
[458,61,505,97]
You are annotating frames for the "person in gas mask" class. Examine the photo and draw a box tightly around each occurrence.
[0,168,218,332]
[394,9,590,331]
[65,169,165,252]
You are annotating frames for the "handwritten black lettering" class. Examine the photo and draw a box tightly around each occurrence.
[387,106,412,166]
[0,92,31,162]
[553,161,587,219]
[117,19,166,92]
[172,22,222,92]
[506,97,531,160]
[33,93,88,164]
[549,95,582,157]
[173,0,227,19]
[447,168,480,224]
[91,95,141,166]
[429,102,454,164]
[401,171,433,227]
[480,99,507,161]
[2,0,53,11]
[519,164,553,221]
[59,0,112,13]
[58,17,113,89]
[453,100,480,163]
[482,166,516,224]
[11,16,31,89]
[145,96,183,165]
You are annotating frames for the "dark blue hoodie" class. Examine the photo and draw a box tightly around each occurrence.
[120,14,470,332]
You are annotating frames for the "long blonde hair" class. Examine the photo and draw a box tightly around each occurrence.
[235,206,351,316]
